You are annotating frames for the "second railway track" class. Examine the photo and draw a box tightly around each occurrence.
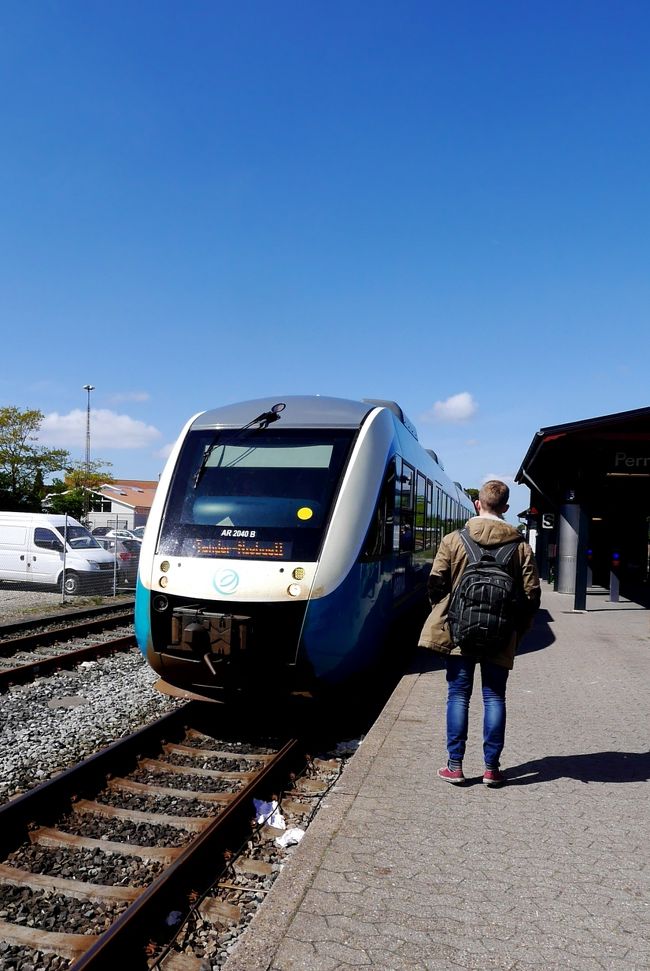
[0,606,136,690]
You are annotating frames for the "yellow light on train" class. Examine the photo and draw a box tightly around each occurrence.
[288,583,302,597]
[159,575,169,588]
[292,567,305,580]
[160,560,170,572]
[297,507,313,521]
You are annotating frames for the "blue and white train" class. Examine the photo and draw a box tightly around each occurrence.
[135,396,474,700]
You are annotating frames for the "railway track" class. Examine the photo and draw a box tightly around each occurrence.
[0,606,136,690]
[0,702,331,970]
[0,600,134,640]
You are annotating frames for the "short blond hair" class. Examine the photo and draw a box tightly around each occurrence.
[479,479,510,512]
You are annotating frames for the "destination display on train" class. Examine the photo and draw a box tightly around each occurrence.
[194,530,292,560]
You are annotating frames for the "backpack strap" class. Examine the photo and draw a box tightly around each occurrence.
[458,527,482,564]
[493,541,520,567]
[458,527,520,566]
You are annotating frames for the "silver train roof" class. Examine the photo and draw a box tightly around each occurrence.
[191,396,417,436]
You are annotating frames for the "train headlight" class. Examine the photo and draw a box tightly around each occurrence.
[160,560,170,572]
[288,583,302,597]
[159,575,169,588]
[292,567,305,580]
[153,595,168,612]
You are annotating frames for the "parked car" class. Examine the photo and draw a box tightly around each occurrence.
[92,527,142,543]
[132,526,146,540]
[94,537,141,587]
[0,513,116,595]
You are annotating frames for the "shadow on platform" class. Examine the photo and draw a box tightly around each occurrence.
[517,608,555,655]
[506,750,650,785]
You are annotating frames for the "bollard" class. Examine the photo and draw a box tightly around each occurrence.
[608,553,620,602]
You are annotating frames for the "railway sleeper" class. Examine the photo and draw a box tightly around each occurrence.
[164,740,276,762]
[28,825,183,863]
[140,756,255,781]
[107,775,236,803]
[0,862,140,903]
[73,798,211,832]
[0,917,98,961]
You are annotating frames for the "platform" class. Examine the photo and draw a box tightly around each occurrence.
[223,589,649,971]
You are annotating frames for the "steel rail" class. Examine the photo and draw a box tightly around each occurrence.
[0,599,135,639]
[0,705,194,859]
[70,738,302,971]
[0,702,305,969]
[0,609,134,657]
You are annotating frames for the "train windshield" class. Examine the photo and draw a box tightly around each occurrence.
[158,428,355,561]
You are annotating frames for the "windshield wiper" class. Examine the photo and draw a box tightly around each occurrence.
[193,402,286,489]
[239,401,286,431]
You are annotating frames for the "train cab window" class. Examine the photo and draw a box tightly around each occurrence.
[158,428,355,561]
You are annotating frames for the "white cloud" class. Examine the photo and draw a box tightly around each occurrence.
[107,391,151,404]
[421,392,477,424]
[39,409,162,449]
[157,442,176,460]
[481,472,516,487]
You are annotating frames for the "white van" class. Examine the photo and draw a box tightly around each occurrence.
[0,513,117,596]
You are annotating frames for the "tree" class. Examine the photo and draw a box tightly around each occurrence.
[465,487,479,502]
[63,459,114,492]
[43,460,114,522]
[45,488,86,520]
[0,407,69,509]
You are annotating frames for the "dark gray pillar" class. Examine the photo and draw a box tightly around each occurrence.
[574,508,589,611]
[558,502,580,595]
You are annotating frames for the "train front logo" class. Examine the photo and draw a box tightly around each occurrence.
[213,568,240,595]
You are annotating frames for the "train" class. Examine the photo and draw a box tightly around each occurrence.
[134,396,474,701]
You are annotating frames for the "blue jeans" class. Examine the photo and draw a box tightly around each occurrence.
[445,655,510,769]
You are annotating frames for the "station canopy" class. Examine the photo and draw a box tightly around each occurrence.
[516,406,650,505]
[516,406,650,604]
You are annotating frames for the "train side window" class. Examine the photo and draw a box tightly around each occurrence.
[433,485,442,550]
[398,461,415,552]
[400,462,414,512]
[361,458,396,559]
[414,472,426,551]
[442,493,450,536]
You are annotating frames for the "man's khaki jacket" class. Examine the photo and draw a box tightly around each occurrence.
[418,516,541,669]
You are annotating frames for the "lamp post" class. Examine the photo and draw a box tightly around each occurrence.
[83,384,95,522]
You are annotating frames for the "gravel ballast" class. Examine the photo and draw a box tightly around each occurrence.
[0,649,182,804]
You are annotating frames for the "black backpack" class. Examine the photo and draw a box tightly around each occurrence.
[448,528,521,655]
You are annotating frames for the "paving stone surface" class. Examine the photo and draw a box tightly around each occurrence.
[224,590,650,971]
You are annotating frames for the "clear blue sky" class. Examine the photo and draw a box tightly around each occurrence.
[1,1,648,519]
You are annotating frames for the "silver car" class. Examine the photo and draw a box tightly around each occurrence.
[94,537,141,587]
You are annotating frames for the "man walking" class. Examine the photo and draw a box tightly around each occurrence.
[419,480,540,787]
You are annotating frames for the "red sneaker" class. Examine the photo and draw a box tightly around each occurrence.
[437,766,465,785]
[483,769,506,787]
